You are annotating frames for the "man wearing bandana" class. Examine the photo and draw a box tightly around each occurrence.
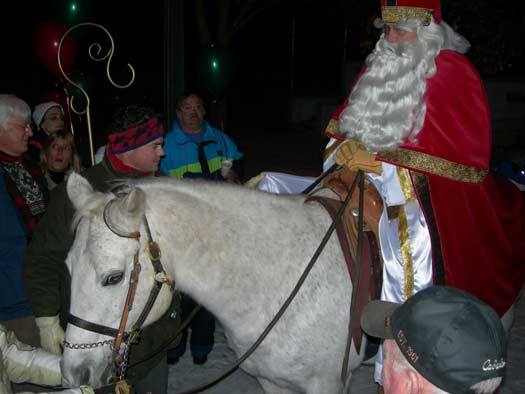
[1,94,48,347]
[323,0,525,389]
[23,104,181,394]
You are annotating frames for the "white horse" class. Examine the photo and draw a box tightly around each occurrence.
[61,172,367,394]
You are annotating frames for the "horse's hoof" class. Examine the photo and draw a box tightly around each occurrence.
[193,355,208,365]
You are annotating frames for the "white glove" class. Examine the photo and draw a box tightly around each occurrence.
[35,315,65,355]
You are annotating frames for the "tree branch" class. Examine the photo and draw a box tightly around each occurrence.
[225,0,284,44]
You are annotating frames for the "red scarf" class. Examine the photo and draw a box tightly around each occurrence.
[0,152,48,234]
[107,148,152,177]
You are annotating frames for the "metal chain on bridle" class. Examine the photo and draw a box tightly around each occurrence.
[63,339,114,350]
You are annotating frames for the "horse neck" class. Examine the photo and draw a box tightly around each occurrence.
[139,180,326,327]
[143,182,258,313]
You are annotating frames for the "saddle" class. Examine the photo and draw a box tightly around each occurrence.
[306,166,383,353]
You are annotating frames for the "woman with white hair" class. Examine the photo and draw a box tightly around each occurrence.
[0,94,48,347]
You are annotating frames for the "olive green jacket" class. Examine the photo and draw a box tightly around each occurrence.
[22,154,181,382]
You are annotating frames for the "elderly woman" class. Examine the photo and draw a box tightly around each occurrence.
[40,129,82,190]
[0,94,48,347]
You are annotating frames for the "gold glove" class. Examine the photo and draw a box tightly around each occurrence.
[334,140,382,174]
[92,380,132,394]
[115,380,132,394]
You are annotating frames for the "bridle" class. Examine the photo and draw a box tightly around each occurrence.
[64,197,173,380]
[62,171,369,393]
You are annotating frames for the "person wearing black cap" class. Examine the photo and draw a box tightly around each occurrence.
[361,286,506,394]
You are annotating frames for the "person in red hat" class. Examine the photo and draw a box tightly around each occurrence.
[323,0,525,390]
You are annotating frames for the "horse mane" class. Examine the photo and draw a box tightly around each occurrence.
[70,176,308,232]
[129,176,307,209]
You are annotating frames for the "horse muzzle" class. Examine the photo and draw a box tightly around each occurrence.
[61,349,114,388]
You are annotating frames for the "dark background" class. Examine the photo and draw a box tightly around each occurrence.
[2,0,524,176]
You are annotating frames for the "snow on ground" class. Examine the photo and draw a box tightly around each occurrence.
[167,287,525,394]
[167,323,263,394]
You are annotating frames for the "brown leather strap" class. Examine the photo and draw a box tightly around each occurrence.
[306,196,381,351]
[114,248,142,354]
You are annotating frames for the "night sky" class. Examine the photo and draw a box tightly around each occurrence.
[1,0,524,153]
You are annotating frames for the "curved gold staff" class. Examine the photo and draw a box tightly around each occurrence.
[57,22,136,166]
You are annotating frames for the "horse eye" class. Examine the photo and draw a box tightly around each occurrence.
[103,272,124,286]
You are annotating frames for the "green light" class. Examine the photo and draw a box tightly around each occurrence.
[70,3,77,13]
[211,59,218,70]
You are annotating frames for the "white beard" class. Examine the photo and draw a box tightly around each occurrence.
[339,35,432,152]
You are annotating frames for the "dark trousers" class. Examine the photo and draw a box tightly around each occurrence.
[1,315,40,347]
[131,355,168,394]
[168,294,215,359]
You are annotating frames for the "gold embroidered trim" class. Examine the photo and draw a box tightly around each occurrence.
[397,205,415,300]
[381,6,433,26]
[396,167,416,203]
[322,139,343,162]
[324,118,340,136]
[379,149,488,183]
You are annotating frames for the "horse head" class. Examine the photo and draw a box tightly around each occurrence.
[61,173,173,388]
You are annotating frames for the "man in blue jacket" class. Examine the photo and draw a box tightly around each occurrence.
[160,92,242,182]
[160,92,242,365]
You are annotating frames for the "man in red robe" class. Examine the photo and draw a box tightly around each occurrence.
[327,0,525,388]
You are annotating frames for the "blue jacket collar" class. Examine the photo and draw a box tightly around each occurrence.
[172,120,213,144]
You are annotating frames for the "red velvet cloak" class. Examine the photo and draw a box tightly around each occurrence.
[328,50,525,315]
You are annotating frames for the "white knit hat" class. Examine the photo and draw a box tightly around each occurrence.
[32,101,64,129]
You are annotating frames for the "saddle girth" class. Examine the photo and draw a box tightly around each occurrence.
[306,195,382,352]
[306,167,383,383]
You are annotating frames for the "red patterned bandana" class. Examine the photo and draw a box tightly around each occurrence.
[108,117,165,154]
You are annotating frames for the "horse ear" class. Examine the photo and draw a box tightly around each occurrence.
[121,188,146,218]
[108,187,146,232]
[67,172,95,211]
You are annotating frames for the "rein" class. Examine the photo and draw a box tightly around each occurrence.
[166,169,363,394]
[66,169,363,393]
[65,198,173,380]
[342,171,365,384]
[301,163,337,194]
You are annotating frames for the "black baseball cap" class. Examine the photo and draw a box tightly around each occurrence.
[361,286,507,393]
